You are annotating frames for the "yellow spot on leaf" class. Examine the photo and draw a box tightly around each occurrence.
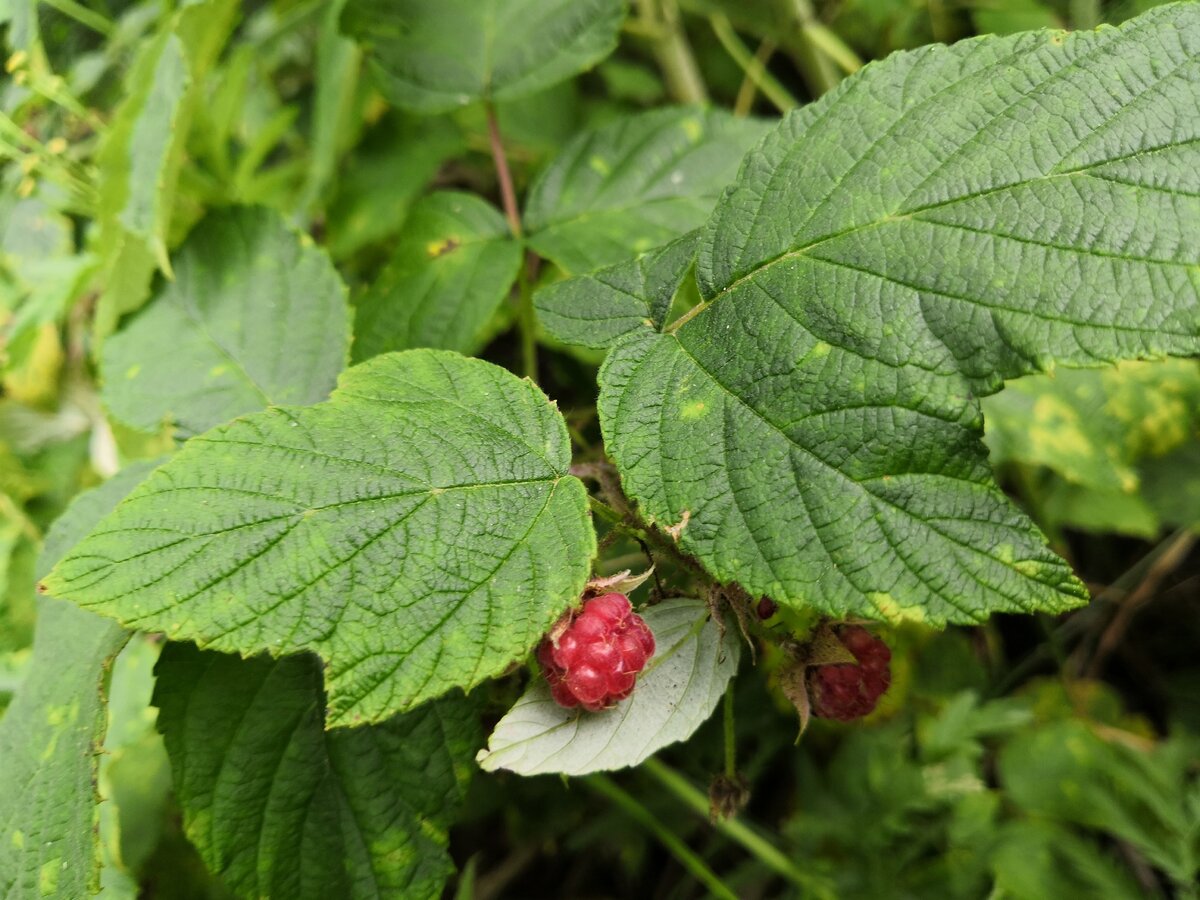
[867,592,925,624]
[39,859,59,895]
[680,401,708,420]
[426,237,461,258]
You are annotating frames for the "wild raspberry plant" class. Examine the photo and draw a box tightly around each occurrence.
[3,2,1200,898]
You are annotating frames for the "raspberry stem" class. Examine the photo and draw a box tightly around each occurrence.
[586,774,739,900]
[722,685,737,779]
[641,759,826,894]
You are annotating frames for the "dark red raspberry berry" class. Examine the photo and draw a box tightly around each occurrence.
[808,625,891,721]
[756,598,778,620]
[537,593,656,712]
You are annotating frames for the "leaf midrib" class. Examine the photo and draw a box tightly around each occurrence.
[696,134,1200,316]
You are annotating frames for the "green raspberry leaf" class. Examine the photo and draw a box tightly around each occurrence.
[341,0,625,114]
[476,598,738,776]
[101,207,352,437]
[601,6,1200,626]
[0,461,159,899]
[45,350,595,725]
[525,108,771,274]
[352,192,522,361]
[154,644,480,900]
[534,230,700,350]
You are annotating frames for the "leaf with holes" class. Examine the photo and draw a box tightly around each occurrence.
[341,0,625,113]
[44,350,595,726]
[101,207,352,437]
[476,599,738,776]
[154,643,480,900]
[600,5,1200,626]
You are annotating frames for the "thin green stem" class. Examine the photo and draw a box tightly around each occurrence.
[586,775,739,900]
[1070,0,1101,30]
[709,14,798,113]
[723,684,737,777]
[802,21,862,75]
[634,0,709,104]
[41,0,113,35]
[774,0,841,97]
[515,257,538,382]
[642,758,825,895]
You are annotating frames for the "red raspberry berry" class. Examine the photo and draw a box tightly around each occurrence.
[756,598,778,620]
[537,593,656,712]
[808,625,891,721]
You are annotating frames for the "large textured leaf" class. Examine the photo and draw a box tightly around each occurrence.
[94,0,239,337]
[534,230,700,350]
[600,6,1200,626]
[352,192,522,361]
[154,643,480,900]
[44,350,594,726]
[476,598,738,776]
[102,207,352,437]
[525,108,771,274]
[0,462,156,899]
[341,0,625,113]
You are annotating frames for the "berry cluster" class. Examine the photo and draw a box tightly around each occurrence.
[537,593,655,711]
[808,625,891,721]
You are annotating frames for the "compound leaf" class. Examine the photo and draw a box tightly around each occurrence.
[353,192,522,361]
[102,207,352,437]
[525,107,771,274]
[476,599,738,776]
[0,462,158,899]
[342,0,625,113]
[154,643,480,900]
[45,350,595,726]
[601,6,1200,626]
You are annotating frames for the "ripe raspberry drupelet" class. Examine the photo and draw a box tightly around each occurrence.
[537,593,656,711]
[809,625,891,721]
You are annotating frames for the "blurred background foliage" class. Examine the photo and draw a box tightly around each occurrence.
[1,0,1197,897]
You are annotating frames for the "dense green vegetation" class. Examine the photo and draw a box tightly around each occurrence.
[1,0,1198,897]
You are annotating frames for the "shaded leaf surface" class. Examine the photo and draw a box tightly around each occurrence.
[46,351,594,725]
[477,599,738,775]
[534,230,699,350]
[154,643,480,900]
[102,207,352,437]
[342,0,624,113]
[601,7,1200,625]
[353,192,522,361]
[525,107,770,274]
[0,462,157,899]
